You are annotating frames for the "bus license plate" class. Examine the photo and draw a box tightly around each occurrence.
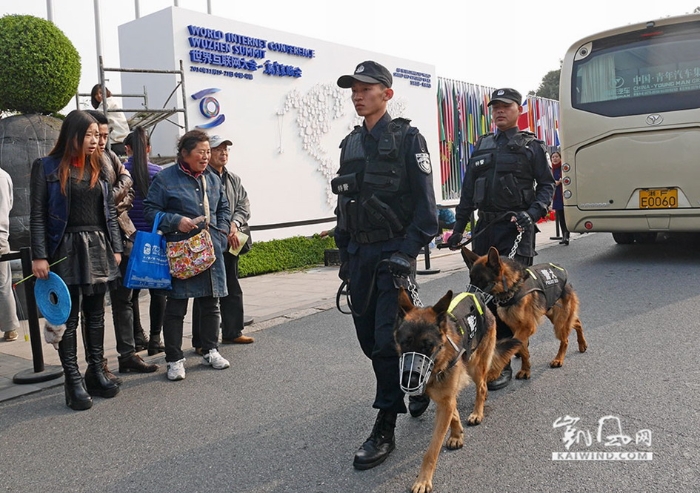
[639,189,678,209]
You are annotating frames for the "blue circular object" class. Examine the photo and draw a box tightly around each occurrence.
[34,272,71,325]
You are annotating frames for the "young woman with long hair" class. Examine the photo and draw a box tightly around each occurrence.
[30,110,123,410]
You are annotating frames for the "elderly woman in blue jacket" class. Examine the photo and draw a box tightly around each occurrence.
[30,110,123,410]
[144,129,231,381]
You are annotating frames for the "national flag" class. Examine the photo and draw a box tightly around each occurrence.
[518,98,530,131]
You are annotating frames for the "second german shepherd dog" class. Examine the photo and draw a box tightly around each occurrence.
[394,288,521,493]
[461,246,588,380]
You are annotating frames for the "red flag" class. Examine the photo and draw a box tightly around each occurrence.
[517,98,530,131]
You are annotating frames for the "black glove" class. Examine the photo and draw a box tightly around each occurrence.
[446,231,463,249]
[338,261,350,282]
[514,211,533,230]
[388,252,412,277]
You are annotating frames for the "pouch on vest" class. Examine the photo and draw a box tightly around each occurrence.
[499,174,521,205]
[337,196,358,232]
[362,194,404,232]
[473,176,488,206]
[378,131,399,160]
[331,173,359,195]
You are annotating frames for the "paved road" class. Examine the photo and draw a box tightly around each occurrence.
[0,231,698,492]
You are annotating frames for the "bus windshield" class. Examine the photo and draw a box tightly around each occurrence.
[572,20,700,116]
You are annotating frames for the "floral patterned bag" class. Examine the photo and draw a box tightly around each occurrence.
[166,174,216,280]
[166,228,216,279]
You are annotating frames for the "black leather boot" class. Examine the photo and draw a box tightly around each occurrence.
[408,394,430,418]
[83,308,120,399]
[353,410,397,470]
[57,326,92,411]
[487,361,512,391]
[133,326,149,352]
[147,334,165,356]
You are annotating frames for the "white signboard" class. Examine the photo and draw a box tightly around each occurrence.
[118,7,438,240]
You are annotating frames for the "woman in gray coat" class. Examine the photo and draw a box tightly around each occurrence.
[144,130,231,381]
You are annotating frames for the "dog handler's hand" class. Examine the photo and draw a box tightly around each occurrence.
[513,211,533,231]
[446,231,463,250]
[388,252,412,277]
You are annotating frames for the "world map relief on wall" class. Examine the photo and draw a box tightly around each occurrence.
[279,83,406,209]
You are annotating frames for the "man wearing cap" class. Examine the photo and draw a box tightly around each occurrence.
[333,61,438,470]
[447,87,555,390]
[191,135,253,352]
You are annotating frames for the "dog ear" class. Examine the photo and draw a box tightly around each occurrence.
[397,287,414,316]
[487,246,502,270]
[461,247,479,269]
[432,290,453,318]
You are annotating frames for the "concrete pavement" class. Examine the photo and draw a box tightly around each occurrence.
[0,219,567,402]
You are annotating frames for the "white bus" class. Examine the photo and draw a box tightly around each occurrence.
[559,13,700,244]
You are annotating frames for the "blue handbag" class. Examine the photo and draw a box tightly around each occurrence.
[123,212,172,290]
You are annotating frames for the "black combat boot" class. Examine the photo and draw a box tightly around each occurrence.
[57,326,93,411]
[83,310,120,399]
[133,326,149,352]
[408,394,430,418]
[487,361,512,391]
[353,410,397,470]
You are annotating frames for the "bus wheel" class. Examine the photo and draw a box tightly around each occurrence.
[634,233,657,244]
[612,233,634,244]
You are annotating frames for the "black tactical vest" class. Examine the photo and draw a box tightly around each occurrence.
[468,131,539,212]
[333,118,413,243]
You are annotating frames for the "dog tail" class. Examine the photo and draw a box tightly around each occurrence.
[486,338,522,382]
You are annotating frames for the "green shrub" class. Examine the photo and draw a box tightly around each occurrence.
[0,15,81,114]
[239,234,336,278]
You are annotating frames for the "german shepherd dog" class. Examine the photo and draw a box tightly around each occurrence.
[394,288,521,493]
[461,246,588,380]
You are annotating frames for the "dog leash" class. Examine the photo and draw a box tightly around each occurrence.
[436,210,523,259]
[336,259,423,316]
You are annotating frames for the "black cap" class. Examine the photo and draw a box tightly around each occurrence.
[488,88,523,106]
[337,61,393,88]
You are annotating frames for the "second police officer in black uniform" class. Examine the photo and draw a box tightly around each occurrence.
[333,61,438,470]
[447,87,555,390]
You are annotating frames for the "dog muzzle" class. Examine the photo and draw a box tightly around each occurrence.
[399,352,435,396]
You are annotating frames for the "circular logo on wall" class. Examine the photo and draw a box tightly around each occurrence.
[191,88,225,129]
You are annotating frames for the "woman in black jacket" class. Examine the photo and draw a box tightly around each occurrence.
[30,110,124,410]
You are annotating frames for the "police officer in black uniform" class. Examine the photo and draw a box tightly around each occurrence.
[333,61,438,470]
[447,87,555,389]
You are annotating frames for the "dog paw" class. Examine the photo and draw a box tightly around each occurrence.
[578,342,588,353]
[467,413,483,426]
[445,434,464,449]
[411,479,433,493]
[550,359,563,368]
[515,370,531,379]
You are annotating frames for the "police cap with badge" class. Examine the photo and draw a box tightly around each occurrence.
[487,87,523,106]
[337,61,393,88]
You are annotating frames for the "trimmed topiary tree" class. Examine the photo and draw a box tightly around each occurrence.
[0,15,80,249]
[0,14,81,114]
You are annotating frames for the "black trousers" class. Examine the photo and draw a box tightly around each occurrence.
[164,296,220,362]
[348,243,407,415]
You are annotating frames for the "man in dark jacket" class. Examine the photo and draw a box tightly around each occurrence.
[447,87,555,390]
[334,61,438,470]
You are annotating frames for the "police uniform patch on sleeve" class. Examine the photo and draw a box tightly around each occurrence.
[415,153,431,174]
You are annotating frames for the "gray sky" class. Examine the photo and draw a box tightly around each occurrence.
[1,0,698,99]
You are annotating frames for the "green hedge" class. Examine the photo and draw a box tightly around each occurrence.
[238,234,336,278]
[0,15,81,114]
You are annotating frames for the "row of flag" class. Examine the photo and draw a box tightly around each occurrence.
[436,77,560,202]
